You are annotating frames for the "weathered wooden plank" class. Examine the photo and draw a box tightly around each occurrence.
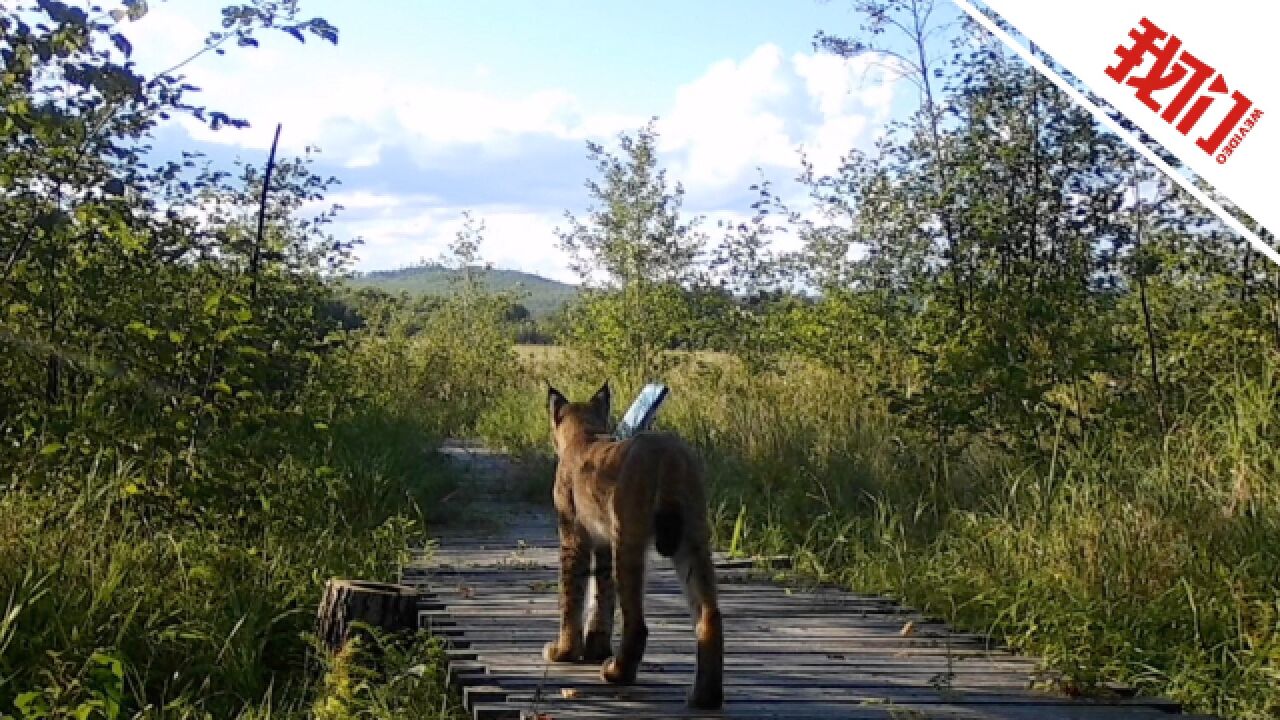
[413,551,791,569]
[427,589,904,606]
[453,638,1008,655]
[452,640,1000,658]
[410,565,787,577]
[432,592,886,608]
[424,607,927,621]
[454,654,1038,672]
[433,613,955,634]
[445,622,961,640]
[416,570,826,583]
[477,696,1178,720]
[458,664,1045,685]
[497,686,1174,707]
[472,700,1183,720]
[430,630,996,650]
[433,586,852,600]
[431,606,919,621]
[450,650,1041,671]
[433,610,926,625]
[437,610,964,630]
[422,577,862,590]
[445,627,974,644]
[459,671,1043,691]
[415,567,849,583]
[425,595,911,613]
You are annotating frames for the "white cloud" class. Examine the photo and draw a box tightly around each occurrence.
[117,4,210,69]
[121,5,645,164]
[658,45,799,192]
[657,45,901,196]
[326,36,902,273]
[126,4,898,185]
[327,190,442,213]
[121,6,902,277]
[120,5,650,162]
[792,51,899,120]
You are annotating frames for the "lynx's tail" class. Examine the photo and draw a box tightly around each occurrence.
[654,504,683,557]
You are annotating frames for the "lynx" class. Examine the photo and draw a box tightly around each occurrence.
[543,382,724,709]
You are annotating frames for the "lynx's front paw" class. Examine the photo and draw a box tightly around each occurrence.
[542,640,579,663]
[600,657,637,685]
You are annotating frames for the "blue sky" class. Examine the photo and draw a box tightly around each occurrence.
[123,0,958,281]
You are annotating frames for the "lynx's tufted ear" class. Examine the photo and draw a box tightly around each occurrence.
[589,380,610,421]
[547,382,569,426]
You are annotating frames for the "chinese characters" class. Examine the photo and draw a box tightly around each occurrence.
[1106,17,1263,164]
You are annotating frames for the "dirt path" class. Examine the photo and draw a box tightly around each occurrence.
[400,441,1202,720]
[429,438,556,552]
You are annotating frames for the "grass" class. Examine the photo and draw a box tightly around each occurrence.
[312,631,465,719]
[9,314,1275,719]
[0,331,484,719]
[478,346,1280,720]
[0,422,455,719]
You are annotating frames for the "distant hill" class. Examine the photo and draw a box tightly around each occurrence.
[349,264,578,319]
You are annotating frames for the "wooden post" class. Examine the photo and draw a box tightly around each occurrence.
[315,579,419,654]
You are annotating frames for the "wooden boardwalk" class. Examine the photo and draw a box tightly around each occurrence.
[400,442,1200,720]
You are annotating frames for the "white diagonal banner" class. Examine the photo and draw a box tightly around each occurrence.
[954,1,1278,265]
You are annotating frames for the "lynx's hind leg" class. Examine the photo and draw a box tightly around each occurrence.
[600,535,648,685]
[583,546,615,662]
[674,542,724,709]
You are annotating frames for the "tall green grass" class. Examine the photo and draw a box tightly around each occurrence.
[480,350,1280,720]
[0,326,494,719]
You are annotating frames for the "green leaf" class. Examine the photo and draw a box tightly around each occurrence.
[15,691,49,714]
[728,504,747,558]
[125,0,149,21]
[40,442,65,456]
[125,321,159,340]
[74,700,106,720]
